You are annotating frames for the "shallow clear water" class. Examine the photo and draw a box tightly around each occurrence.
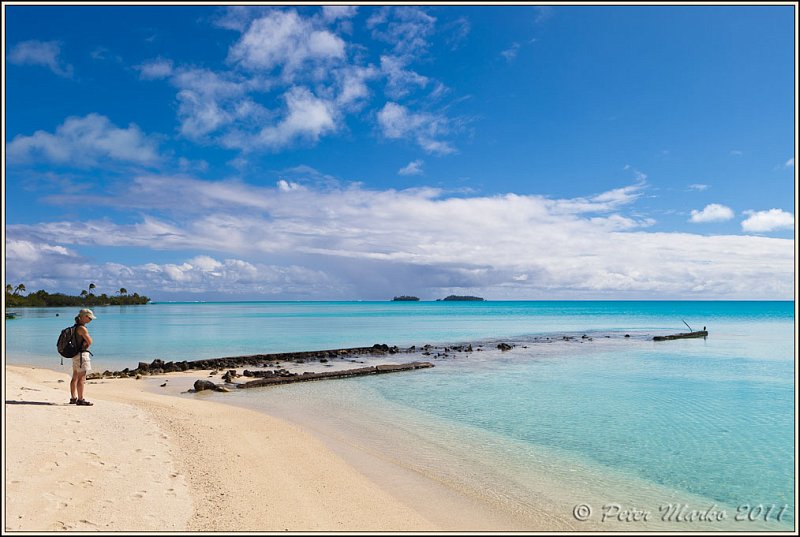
[5,300,795,529]
[4,300,790,364]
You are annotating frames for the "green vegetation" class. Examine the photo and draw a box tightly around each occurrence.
[439,295,484,301]
[5,283,150,308]
[392,295,420,301]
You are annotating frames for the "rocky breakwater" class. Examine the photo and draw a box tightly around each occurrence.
[193,361,435,392]
[90,343,406,380]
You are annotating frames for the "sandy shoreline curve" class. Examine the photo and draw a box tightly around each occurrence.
[5,357,587,532]
[5,364,442,532]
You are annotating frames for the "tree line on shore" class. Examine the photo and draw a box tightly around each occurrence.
[5,283,150,308]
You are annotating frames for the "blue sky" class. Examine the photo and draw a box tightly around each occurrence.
[4,3,796,300]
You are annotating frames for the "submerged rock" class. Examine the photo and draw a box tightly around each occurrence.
[192,379,229,392]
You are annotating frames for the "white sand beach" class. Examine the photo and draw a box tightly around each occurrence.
[5,364,444,532]
[5,361,577,532]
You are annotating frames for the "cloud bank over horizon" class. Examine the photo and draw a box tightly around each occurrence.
[7,176,794,300]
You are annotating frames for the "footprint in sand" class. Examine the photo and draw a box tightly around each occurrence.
[39,460,60,473]
[43,491,70,509]
[82,451,105,467]
[132,490,148,499]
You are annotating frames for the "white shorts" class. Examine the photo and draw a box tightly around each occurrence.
[72,352,92,374]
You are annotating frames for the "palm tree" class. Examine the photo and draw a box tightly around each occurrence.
[14,284,26,295]
[119,287,128,296]
[5,284,13,295]
[89,283,96,295]
[81,290,88,299]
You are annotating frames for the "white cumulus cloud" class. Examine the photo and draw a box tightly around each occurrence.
[380,55,428,99]
[8,40,73,77]
[322,6,358,22]
[399,159,424,176]
[228,10,345,78]
[367,7,436,59]
[741,209,794,233]
[137,58,174,80]
[7,114,162,167]
[255,87,337,149]
[334,65,379,108]
[690,204,735,223]
[377,102,454,154]
[169,68,262,140]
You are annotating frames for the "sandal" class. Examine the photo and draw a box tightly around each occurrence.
[76,399,94,406]
[69,397,78,404]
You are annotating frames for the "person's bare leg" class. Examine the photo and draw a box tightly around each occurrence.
[70,370,79,400]
[77,371,86,400]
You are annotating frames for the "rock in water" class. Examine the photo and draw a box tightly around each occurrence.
[193,379,223,392]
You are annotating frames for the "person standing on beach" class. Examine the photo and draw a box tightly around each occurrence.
[70,308,95,406]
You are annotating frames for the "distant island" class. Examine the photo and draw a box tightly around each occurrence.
[392,296,420,301]
[5,283,150,308]
[438,295,484,301]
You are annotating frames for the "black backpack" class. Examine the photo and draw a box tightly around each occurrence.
[57,324,81,359]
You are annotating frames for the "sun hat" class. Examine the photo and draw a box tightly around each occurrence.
[79,308,96,319]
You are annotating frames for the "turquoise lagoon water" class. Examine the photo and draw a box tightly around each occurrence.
[4,301,796,529]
